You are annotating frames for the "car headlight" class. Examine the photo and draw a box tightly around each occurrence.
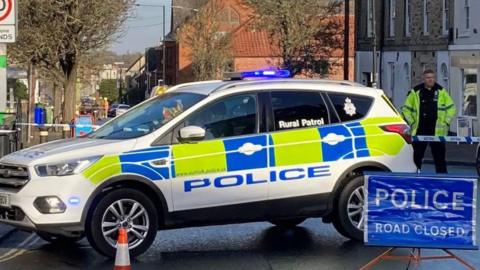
[35,156,102,177]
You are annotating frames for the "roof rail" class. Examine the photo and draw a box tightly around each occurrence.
[212,79,364,93]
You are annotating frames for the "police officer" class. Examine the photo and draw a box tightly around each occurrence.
[402,69,456,173]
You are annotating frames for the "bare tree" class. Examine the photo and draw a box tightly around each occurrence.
[178,0,233,81]
[10,0,133,122]
[245,0,344,77]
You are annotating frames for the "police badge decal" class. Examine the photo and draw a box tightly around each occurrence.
[344,98,356,116]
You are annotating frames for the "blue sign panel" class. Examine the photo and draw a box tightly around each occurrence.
[365,173,478,250]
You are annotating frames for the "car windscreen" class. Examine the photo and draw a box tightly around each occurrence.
[89,92,206,140]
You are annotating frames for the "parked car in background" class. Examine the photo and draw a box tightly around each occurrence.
[114,104,130,116]
[107,104,130,117]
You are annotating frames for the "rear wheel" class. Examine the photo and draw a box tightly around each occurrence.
[332,175,365,241]
[86,188,158,258]
[269,218,306,228]
[37,232,84,245]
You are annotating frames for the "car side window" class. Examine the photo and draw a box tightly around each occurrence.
[328,93,373,122]
[271,91,329,131]
[184,94,258,140]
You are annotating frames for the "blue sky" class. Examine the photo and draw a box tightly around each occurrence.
[111,0,173,54]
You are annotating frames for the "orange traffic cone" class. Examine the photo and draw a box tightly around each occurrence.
[114,228,131,270]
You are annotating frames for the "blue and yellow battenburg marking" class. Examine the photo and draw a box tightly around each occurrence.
[82,117,405,184]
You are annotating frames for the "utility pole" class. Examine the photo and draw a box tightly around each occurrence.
[162,5,166,85]
[372,0,378,88]
[343,0,350,81]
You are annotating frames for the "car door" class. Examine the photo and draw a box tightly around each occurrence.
[267,90,334,202]
[170,93,270,212]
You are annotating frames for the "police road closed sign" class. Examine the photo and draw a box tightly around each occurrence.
[0,0,15,43]
[365,173,478,250]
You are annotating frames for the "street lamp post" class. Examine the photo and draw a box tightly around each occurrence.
[162,5,166,86]
[135,4,199,88]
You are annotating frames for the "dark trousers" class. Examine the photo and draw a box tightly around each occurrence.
[413,142,447,173]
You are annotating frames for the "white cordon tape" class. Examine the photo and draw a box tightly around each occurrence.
[15,123,101,129]
[413,136,480,143]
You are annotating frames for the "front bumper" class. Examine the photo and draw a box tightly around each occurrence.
[0,173,97,235]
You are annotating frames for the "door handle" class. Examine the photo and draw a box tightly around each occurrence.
[323,133,346,146]
[238,143,263,156]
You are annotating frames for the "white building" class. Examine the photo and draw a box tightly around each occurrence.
[449,0,480,136]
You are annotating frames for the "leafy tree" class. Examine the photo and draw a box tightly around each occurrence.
[178,0,233,81]
[9,0,133,122]
[7,79,28,100]
[99,79,118,102]
[245,0,344,76]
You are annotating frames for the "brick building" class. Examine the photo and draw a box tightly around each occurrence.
[169,0,355,83]
[355,0,453,109]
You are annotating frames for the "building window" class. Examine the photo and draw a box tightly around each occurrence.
[462,69,477,117]
[218,7,240,26]
[405,0,411,37]
[388,62,395,100]
[442,0,449,36]
[423,0,429,35]
[367,0,373,37]
[441,63,449,87]
[404,63,410,82]
[389,0,396,37]
[465,0,470,30]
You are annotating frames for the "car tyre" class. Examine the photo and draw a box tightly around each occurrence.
[332,175,365,241]
[86,188,158,258]
[37,232,84,245]
[269,218,306,228]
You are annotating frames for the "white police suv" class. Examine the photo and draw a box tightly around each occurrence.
[0,70,416,257]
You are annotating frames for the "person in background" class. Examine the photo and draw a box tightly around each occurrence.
[401,69,456,173]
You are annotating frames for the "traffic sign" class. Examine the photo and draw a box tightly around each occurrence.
[365,172,478,250]
[0,0,15,43]
[0,0,14,25]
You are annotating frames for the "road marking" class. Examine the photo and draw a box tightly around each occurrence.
[0,233,40,262]
[0,235,41,262]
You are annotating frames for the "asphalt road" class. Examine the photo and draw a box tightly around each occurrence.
[0,164,478,270]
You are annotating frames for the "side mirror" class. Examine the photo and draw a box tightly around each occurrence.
[179,126,205,142]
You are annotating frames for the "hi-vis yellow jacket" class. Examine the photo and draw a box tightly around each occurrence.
[401,83,456,136]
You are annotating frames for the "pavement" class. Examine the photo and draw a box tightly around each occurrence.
[0,164,478,269]
[424,143,477,166]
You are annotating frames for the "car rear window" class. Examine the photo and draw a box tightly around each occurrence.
[271,91,329,131]
[327,93,373,122]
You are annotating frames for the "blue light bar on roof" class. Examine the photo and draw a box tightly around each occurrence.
[241,69,291,78]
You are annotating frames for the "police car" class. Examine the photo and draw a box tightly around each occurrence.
[0,70,416,257]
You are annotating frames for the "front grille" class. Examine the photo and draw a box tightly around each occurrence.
[0,164,29,191]
[0,207,25,221]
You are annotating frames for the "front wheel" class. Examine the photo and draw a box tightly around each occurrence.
[332,175,365,241]
[86,188,158,258]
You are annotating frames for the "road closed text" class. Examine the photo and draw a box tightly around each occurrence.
[373,222,467,237]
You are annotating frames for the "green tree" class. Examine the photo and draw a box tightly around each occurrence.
[10,0,133,122]
[245,0,344,76]
[7,79,28,100]
[178,0,233,81]
[99,79,118,102]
